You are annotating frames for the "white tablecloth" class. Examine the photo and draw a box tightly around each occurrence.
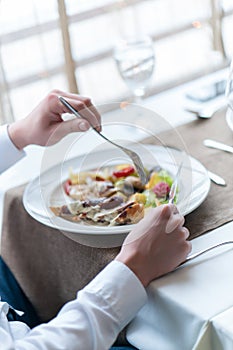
[127,223,233,350]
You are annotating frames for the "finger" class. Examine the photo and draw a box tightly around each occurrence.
[186,240,192,255]
[160,204,183,233]
[180,226,190,240]
[53,118,90,142]
[74,95,102,129]
[57,91,102,132]
[170,204,179,215]
[161,203,180,218]
[165,212,185,234]
[87,104,102,132]
[60,97,101,132]
[160,204,172,219]
[64,118,90,133]
[52,90,91,105]
[68,94,102,131]
[58,90,90,103]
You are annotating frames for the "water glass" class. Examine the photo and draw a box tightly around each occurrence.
[113,35,155,102]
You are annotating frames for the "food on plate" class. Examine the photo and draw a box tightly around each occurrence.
[50,164,176,226]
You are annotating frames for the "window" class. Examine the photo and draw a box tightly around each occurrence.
[0,0,233,123]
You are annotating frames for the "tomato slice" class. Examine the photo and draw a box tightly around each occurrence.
[113,166,135,178]
[64,179,72,195]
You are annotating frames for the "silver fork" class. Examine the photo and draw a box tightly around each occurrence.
[180,241,233,265]
[59,96,148,185]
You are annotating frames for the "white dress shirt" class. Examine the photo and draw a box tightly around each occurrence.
[0,125,147,349]
[0,125,25,173]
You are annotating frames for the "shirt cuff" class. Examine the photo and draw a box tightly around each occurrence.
[82,260,147,325]
[0,125,26,173]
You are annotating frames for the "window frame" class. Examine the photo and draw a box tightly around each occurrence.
[0,0,232,122]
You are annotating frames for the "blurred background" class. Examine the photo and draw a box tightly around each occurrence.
[0,0,233,123]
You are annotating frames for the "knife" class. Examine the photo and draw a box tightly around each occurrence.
[203,139,233,154]
[207,170,226,187]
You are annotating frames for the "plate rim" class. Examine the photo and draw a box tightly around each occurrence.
[226,107,233,132]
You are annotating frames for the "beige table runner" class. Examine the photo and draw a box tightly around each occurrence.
[154,109,233,239]
[1,192,119,321]
[1,108,233,325]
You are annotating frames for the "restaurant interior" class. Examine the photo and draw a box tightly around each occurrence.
[1,1,233,349]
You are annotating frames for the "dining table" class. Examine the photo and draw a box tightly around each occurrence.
[1,71,233,349]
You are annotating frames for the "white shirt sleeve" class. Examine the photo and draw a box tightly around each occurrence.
[0,125,25,174]
[1,261,147,350]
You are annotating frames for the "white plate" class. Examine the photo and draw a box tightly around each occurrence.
[23,145,210,248]
[226,107,233,132]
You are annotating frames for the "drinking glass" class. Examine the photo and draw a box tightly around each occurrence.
[113,35,155,103]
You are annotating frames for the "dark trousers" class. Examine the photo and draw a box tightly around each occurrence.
[0,256,41,328]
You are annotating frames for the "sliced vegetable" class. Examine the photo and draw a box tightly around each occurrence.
[152,182,170,198]
[129,193,147,205]
[113,166,135,178]
[143,190,157,208]
[69,167,107,185]
[158,170,173,187]
[145,172,161,189]
[64,179,72,195]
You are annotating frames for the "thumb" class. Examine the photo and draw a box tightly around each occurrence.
[61,118,90,135]
[161,204,184,234]
[165,211,184,234]
[45,118,90,146]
